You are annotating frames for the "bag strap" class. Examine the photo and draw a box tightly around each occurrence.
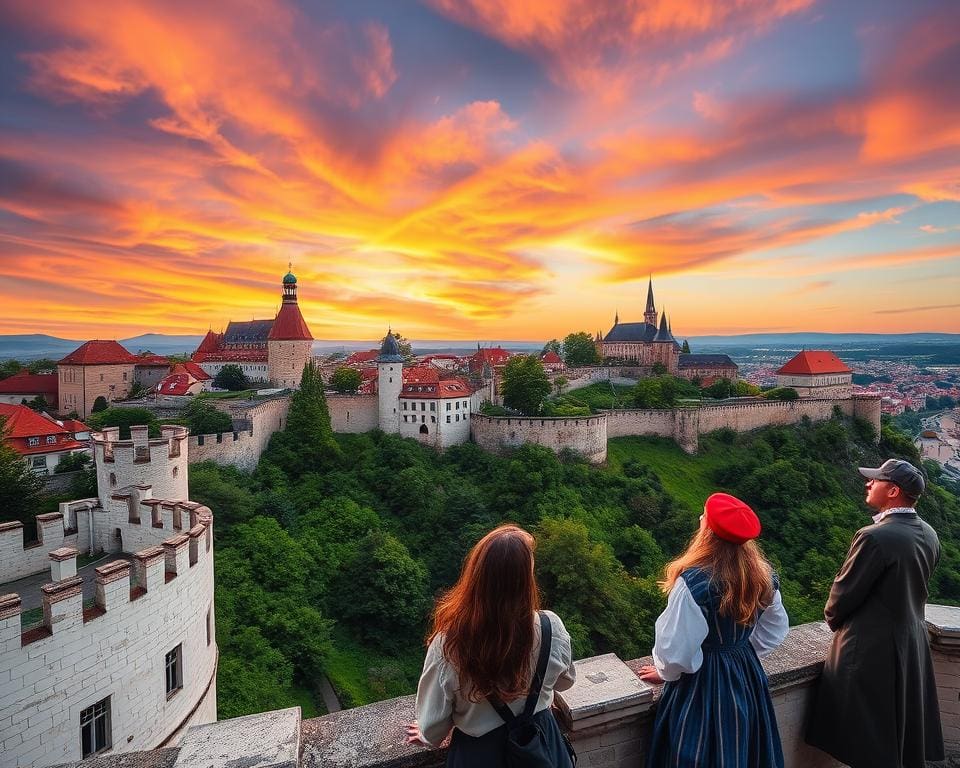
[489,611,552,724]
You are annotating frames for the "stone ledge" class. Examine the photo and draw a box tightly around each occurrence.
[927,605,960,648]
[173,707,300,768]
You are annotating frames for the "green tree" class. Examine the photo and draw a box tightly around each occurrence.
[0,360,23,380]
[501,355,551,415]
[85,407,160,438]
[332,530,429,652]
[24,395,48,412]
[764,387,799,402]
[214,364,250,391]
[562,332,601,367]
[0,428,45,529]
[330,366,362,394]
[91,395,109,413]
[268,360,341,476]
[632,376,680,408]
[541,339,562,356]
[183,399,232,436]
[553,375,568,396]
[681,339,691,354]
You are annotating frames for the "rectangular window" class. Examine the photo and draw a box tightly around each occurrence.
[420,402,425,411]
[100,374,104,382]
[28,437,40,447]
[430,402,436,411]
[46,435,57,444]
[31,456,47,469]
[446,415,451,423]
[80,697,111,758]
[431,416,436,423]
[165,645,183,697]
[446,403,451,411]
[402,402,407,410]
[123,372,127,381]
[456,414,460,422]
[455,401,460,409]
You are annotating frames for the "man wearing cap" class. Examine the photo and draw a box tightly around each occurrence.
[806,459,943,768]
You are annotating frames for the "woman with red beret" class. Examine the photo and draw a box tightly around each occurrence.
[639,493,789,768]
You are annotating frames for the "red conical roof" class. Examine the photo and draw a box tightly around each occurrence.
[268,303,313,341]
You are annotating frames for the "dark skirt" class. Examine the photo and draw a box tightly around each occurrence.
[446,708,574,768]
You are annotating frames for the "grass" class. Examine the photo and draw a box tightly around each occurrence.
[606,435,737,512]
[561,382,635,412]
[323,628,423,708]
[289,684,325,719]
[198,389,256,400]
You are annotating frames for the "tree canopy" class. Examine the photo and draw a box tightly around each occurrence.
[85,407,160,438]
[0,424,45,532]
[183,399,233,436]
[563,332,601,367]
[214,364,250,391]
[330,367,362,394]
[501,355,552,415]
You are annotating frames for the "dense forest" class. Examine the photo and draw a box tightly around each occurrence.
[185,366,960,719]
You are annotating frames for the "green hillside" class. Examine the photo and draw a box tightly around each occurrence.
[186,392,960,717]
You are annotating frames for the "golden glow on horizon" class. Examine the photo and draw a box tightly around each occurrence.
[0,0,958,341]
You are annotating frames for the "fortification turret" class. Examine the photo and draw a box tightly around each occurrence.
[377,329,403,433]
[94,425,189,507]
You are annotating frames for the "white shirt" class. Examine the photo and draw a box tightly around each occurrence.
[651,579,789,682]
[415,610,576,746]
[872,506,916,524]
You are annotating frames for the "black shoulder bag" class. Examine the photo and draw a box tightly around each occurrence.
[488,611,577,768]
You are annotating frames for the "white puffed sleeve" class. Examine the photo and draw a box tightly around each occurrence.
[652,579,709,681]
[415,635,454,747]
[749,589,789,658]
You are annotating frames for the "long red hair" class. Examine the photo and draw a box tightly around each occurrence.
[661,522,774,625]
[429,525,541,702]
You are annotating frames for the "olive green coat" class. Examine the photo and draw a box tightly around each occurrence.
[806,512,943,768]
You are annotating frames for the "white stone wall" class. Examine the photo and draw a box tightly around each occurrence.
[0,517,217,768]
[0,515,79,583]
[268,340,312,389]
[198,361,270,383]
[327,394,378,434]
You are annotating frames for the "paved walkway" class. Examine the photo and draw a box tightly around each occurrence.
[1,553,134,611]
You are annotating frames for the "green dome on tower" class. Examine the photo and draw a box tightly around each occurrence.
[282,271,297,285]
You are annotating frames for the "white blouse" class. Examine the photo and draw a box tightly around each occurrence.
[415,610,577,746]
[652,579,789,682]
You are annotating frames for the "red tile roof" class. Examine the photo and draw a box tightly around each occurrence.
[173,361,212,381]
[541,351,563,364]
[57,418,90,434]
[59,340,138,366]
[0,404,85,455]
[776,350,852,376]
[135,353,170,366]
[0,370,58,400]
[345,350,379,366]
[196,330,223,354]
[268,303,313,341]
[401,376,473,399]
[193,349,268,363]
[157,374,197,396]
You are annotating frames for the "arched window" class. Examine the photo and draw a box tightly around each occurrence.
[419,424,429,435]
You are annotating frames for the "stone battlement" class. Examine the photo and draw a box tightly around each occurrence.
[57,605,960,768]
[471,414,608,463]
[186,397,290,471]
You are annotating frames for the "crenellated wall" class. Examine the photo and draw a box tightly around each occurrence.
[471,414,608,463]
[94,425,189,507]
[186,397,290,471]
[0,509,217,767]
[327,393,379,434]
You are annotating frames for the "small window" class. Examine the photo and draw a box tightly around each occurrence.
[455,401,460,409]
[456,414,460,422]
[165,645,183,697]
[100,374,104,381]
[403,402,407,410]
[446,415,451,423]
[31,456,47,469]
[431,416,436,423]
[46,435,57,444]
[446,403,451,411]
[28,437,40,447]
[80,697,111,758]
[430,402,436,411]
[109,472,116,487]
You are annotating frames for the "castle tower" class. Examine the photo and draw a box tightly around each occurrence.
[652,312,679,373]
[94,425,189,508]
[267,267,314,389]
[377,329,403,433]
[644,277,657,327]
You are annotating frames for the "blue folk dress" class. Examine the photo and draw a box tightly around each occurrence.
[646,567,787,768]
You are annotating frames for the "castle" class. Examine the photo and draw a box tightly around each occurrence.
[191,268,314,389]
[0,425,217,766]
[596,278,738,385]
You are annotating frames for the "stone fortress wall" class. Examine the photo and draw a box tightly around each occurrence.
[186,397,290,472]
[474,394,882,459]
[327,393,379,434]
[0,426,218,767]
[471,414,609,463]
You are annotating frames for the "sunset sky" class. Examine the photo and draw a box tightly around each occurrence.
[1,0,958,341]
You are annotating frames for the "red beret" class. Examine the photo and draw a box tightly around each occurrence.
[705,493,761,544]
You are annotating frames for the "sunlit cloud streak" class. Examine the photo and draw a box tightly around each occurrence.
[0,0,958,339]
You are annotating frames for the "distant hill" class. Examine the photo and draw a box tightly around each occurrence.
[685,332,960,349]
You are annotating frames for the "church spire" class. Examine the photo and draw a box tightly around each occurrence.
[644,275,658,327]
[614,309,619,325]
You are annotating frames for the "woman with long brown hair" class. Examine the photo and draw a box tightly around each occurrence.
[639,493,789,768]
[405,524,576,767]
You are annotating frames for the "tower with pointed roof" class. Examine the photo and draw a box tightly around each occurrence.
[644,277,657,327]
[267,267,314,389]
[377,329,403,433]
